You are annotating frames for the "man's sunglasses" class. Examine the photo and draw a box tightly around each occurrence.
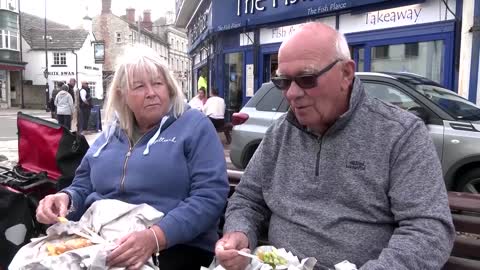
[271,59,342,90]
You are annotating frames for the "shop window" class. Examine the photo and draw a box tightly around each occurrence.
[224,52,244,119]
[372,45,389,59]
[371,40,444,84]
[405,43,419,57]
[53,52,67,66]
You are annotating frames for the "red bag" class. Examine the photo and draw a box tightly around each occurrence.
[16,112,89,189]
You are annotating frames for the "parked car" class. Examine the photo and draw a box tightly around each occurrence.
[230,72,480,193]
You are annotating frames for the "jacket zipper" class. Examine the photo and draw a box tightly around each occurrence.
[315,137,322,176]
[119,131,149,193]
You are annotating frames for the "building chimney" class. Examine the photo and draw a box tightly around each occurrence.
[102,0,111,14]
[142,10,153,31]
[126,8,135,24]
[82,15,93,32]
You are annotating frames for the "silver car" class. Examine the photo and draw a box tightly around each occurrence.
[230,72,480,193]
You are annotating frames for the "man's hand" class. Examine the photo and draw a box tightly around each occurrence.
[36,193,70,224]
[107,227,165,270]
[215,232,250,270]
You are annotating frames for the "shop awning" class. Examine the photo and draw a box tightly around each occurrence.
[0,63,26,71]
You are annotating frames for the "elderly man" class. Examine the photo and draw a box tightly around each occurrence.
[215,22,454,270]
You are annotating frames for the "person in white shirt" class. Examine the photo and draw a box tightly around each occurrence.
[188,87,208,111]
[203,88,225,129]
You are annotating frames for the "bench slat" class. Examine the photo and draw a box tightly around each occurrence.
[443,256,480,270]
[451,236,480,260]
[452,213,480,235]
[448,192,480,213]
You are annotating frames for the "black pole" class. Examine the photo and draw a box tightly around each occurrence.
[44,0,49,112]
[18,0,24,108]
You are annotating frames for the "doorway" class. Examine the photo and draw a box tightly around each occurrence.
[263,53,278,83]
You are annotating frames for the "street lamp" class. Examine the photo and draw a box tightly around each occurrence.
[44,0,49,112]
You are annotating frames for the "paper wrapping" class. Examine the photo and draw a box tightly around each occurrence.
[9,199,164,270]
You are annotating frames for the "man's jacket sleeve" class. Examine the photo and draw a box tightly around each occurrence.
[223,125,278,248]
[360,120,455,270]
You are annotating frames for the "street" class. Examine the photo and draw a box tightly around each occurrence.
[0,108,236,170]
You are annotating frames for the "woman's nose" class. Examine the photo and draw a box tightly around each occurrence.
[144,84,155,97]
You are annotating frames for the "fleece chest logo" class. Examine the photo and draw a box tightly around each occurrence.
[346,160,366,171]
[153,136,177,144]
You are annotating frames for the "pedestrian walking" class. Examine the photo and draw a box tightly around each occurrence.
[204,88,231,144]
[54,84,74,130]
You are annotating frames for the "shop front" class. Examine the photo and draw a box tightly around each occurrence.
[210,0,459,108]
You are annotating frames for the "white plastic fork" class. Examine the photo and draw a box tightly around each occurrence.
[237,250,262,262]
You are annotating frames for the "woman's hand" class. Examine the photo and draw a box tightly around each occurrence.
[107,226,166,270]
[36,192,70,224]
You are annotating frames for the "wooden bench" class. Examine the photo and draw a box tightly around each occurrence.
[444,192,480,270]
[227,171,480,269]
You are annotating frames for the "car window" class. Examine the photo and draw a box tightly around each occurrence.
[278,97,289,112]
[363,82,420,110]
[256,87,284,112]
[413,85,480,121]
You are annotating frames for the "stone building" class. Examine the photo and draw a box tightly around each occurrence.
[153,15,191,98]
[93,0,169,97]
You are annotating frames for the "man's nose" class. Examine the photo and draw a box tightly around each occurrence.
[285,81,305,100]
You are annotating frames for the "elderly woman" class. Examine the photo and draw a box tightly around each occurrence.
[35,46,229,269]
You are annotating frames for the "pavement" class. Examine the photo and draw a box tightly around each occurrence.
[0,108,235,170]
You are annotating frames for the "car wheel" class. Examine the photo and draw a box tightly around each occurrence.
[242,144,258,169]
[456,168,480,194]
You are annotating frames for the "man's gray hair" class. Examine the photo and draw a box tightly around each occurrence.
[335,31,351,60]
[103,45,185,139]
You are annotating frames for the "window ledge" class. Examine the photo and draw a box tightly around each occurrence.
[51,65,67,67]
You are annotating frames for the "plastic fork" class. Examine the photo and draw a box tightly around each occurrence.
[237,250,262,262]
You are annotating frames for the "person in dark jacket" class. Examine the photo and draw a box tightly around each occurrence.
[67,78,76,102]
[77,80,92,133]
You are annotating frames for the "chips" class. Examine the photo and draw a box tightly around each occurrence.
[46,238,92,256]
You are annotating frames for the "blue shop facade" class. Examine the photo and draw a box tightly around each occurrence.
[186,0,460,119]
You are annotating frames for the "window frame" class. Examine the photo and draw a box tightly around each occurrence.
[115,32,122,43]
[53,52,67,66]
[0,29,19,50]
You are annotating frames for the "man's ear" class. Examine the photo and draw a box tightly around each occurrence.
[343,60,355,79]
[341,60,356,89]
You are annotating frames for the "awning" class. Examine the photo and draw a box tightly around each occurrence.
[0,63,26,71]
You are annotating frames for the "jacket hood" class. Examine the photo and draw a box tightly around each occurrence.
[286,76,366,136]
[93,105,190,157]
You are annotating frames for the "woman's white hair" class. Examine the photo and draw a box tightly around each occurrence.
[103,45,185,139]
